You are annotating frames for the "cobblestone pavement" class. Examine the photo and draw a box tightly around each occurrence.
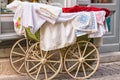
[1,61,120,80]
[88,61,120,80]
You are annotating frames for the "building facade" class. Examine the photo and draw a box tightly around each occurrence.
[0,0,120,53]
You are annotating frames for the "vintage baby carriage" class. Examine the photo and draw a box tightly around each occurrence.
[7,1,110,80]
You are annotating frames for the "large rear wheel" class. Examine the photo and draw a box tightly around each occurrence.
[64,41,100,80]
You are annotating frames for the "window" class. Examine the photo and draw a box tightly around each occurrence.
[91,0,112,3]
[0,0,13,14]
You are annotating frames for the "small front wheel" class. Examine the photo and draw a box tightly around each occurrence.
[25,42,63,80]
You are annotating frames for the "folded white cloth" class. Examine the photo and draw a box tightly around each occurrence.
[56,12,78,22]
[35,3,62,24]
[10,2,23,35]
[89,11,107,38]
[6,0,21,12]
[72,12,91,30]
[72,12,98,32]
[7,1,62,35]
[11,2,45,35]
[73,11,107,38]
[72,12,98,37]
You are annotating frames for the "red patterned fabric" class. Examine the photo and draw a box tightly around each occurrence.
[62,5,110,17]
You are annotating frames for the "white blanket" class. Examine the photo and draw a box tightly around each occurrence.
[40,20,76,51]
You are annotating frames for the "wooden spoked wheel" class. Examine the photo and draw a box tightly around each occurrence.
[64,41,100,80]
[25,42,62,80]
[10,38,32,75]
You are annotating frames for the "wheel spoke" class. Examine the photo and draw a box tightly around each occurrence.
[34,52,41,59]
[68,62,79,71]
[47,60,60,63]
[26,39,29,51]
[13,57,24,63]
[70,50,79,59]
[75,63,81,77]
[18,43,26,54]
[35,65,42,80]
[12,51,25,56]
[49,63,57,71]
[65,59,78,62]
[43,65,48,80]
[26,60,40,62]
[84,62,94,70]
[30,56,38,60]
[77,43,82,57]
[28,62,41,72]
[29,62,38,75]
[52,62,57,67]
[82,63,87,77]
[47,52,56,59]
[85,58,98,61]
[44,51,48,58]
[40,49,44,58]
[47,64,56,73]
[82,42,88,57]
[18,62,24,72]
[31,50,41,59]
[84,49,96,58]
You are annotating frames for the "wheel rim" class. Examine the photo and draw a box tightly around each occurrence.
[25,42,62,80]
[10,38,31,75]
[59,47,75,73]
[64,41,100,79]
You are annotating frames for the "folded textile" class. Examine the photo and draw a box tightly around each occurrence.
[73,11,108,38]
[7,1,62,35]
[72,12,98,37]
[6,0,21,12]
[56,12,78,22]
[89,11,108,38]
[72,12,97,32]
[35,3,62,24]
